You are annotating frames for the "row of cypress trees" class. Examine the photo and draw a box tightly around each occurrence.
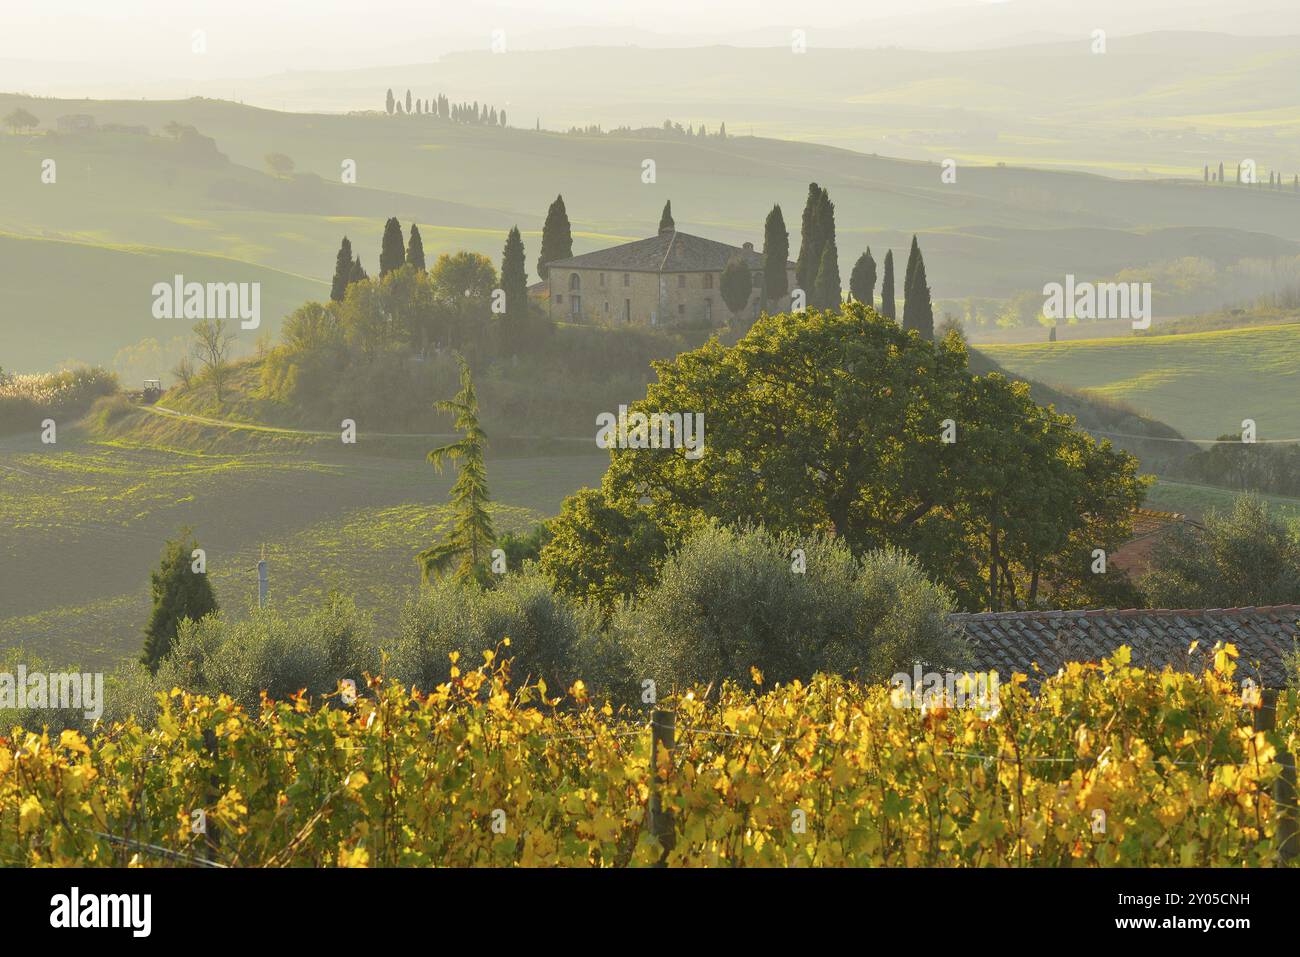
[329,217,533,325]
[772,182,935,339]
[331,188,936,338]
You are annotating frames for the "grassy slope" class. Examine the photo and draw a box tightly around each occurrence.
[1146,479,1300,532]
[0,232,325,372]
[0,411,608,669]
[980,323,1300,442]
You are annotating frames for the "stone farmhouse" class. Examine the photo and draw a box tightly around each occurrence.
[541,224,797,327]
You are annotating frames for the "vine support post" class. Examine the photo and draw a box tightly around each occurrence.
[1255,688,1298,864]
[649,709,676,866]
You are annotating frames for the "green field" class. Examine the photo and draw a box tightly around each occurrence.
[0,416,607,669]
[1146,479,1300,532]
[981,323,1300,442]
[0,232,325,371]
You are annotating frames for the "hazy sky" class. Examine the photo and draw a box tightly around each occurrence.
[4,0,954,68]
[2,0,1293,92]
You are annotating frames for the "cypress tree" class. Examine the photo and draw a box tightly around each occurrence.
[761,204,789,310]
[417,356,496,584]
[902,236,934,340]
[795,183,823,294]
[407,223,427,271]
[501,226,529,323]
[385,89,395,114]
[141,529,218,673]
[849,248,876,308]
[537,194,573,279]
[659,200,675,232]
[880,250,896,320]
[1218,161,1225,183]
[405,89,412,113]
[331,236,354,303]
[813,241,841,311]
[903,235,921,305]
[379,217,406,276]
[816,187,838,307]
[349,256,368,285]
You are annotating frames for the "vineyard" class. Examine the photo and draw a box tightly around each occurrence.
[3,645,1297,867]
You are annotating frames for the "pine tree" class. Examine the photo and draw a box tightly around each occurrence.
[380,217,406,276]
[901,235,934,340]
[659,200,675,233]
[880,250,896,320]
[500,226,528,324]
[849,248,876,308]
[331,236,354,303]
[417,356,495,584]
[386,89,395,115]
[761,204,789,310]
[407,223,426,271]
[141,529,218,673]
[537,194,573,279]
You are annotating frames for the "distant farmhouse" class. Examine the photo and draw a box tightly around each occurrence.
[542,223,796,327]
[56,114,96,133]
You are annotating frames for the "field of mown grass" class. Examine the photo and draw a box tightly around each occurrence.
[982,323,1300,442]
[0,415,607,670]
[1146,478,1300,532]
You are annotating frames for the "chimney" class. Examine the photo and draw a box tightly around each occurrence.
[743,242,754,252]
[659,222,674,235]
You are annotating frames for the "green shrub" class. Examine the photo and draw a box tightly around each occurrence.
[0,366,119,435]
[152,595,377,713]
[1141,494,1300,608]
[389,570,621,697]
[614,523,964,691]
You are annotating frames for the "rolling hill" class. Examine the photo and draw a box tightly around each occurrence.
[0,232,324,373]
[981,322,1300,442]
[4,93,1300,374]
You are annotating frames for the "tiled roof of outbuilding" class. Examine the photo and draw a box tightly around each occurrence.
[950,605,1300,688]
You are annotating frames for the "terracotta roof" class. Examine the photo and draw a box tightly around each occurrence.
[951,605,1300,688]
[545,230,784,274]
[1110,508,1203,576]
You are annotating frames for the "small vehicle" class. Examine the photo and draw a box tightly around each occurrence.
[141,379,163,404]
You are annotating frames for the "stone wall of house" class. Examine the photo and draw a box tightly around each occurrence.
[546,263,798,327]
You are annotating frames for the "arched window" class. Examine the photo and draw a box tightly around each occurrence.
[569,273,581,291]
